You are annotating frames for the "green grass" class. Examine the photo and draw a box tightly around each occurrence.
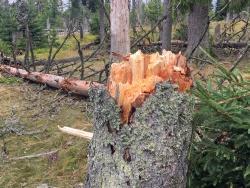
[0,76,22,84]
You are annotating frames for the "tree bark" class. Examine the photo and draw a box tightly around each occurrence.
[110,0,130,59]
[79,22,84,40]
[0,65,101,96]
[185,2,209,57]
[99,0,105,41]
[29,34,36,71]
[131,0,137,37]
[137,0,143,24]
[162,0,173,50]
[24,23,30,69]
[85,83,193,188]
[11,32,17,66]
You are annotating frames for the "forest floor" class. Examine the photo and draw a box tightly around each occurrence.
[0,78,92,187]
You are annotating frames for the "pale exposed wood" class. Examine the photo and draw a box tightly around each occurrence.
[108,50,193,123]
[58,126,93,140]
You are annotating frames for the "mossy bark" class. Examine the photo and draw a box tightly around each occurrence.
[85,82,193,188]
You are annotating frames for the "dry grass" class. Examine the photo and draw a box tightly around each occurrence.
[0,81,92,187]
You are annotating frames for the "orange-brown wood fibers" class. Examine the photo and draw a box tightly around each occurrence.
[108,50,193,123]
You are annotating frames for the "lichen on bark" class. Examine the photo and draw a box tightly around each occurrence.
[85,82,193,188]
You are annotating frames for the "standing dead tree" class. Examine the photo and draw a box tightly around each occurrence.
[110,0,130,59]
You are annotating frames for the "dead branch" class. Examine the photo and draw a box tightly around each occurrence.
[229,43,250,72]
[81,40,100,50]
[69,34,107,77]
[72,33,85,79]
[58,126,93,140]
[45,32,71,73]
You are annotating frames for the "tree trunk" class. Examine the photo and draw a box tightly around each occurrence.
[162,0,173,50]
[99,0,105,41]
[85,83,193,188]
[29,34,36,71]
[131,0,137,37]
[11,32,17,66]
[24,23,30,69]
[0,65,101,96]
[110,0,130,59]
[137,0,143,24]
[79,22,84,40]
[185,2,209,57]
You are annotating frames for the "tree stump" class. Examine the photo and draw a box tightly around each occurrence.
[85,83,193,188]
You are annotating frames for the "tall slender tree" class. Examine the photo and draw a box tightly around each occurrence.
[99,0,105,41]
[185,0,210,57]
[110,0,130,59]
[162,0,172,50]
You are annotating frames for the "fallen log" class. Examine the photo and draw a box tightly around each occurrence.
[137,40,248,49]
[0,65,101,96]
[81,40,100,50]
[85,50,193,187]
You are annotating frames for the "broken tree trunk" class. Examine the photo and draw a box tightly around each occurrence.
[85,50,193,187]
[0,65,101,96]
[86,83,193,188]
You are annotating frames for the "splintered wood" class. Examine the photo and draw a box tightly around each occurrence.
[108,50,193,123]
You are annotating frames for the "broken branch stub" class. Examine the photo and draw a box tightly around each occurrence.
[108,50,193,123]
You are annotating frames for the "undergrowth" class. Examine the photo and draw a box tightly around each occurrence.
[188,50,250,187]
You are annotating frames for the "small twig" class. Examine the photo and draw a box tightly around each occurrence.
[8,149,59,161]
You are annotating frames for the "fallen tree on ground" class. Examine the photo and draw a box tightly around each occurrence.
[0,64,101,96]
